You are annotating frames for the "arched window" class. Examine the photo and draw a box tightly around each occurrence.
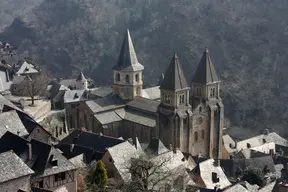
[201,130,205,139]
[179,94,185,104]
[125,75,130,83]
[165,95,171,104]
[194,131,198,142]
[116,73,120,81]
[135,73,139,82]
[199,107,202,112]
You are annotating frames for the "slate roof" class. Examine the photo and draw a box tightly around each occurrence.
[142,86,160,100]
[76,72,86,81]
[223,183,248,192]
[60,129,125,153]
[59,79,77,89]
[0,132,75,178]
[192,48,220,85]
[89,86,113,98]
[126,96,160,114]
[145,138,169,155]
[0,150,34,183]
[199,159,231,189]
[113,29,144,72]
[220,156,276,179]
[0,94,22,112]
[0,110,28,138]
[15,61,38,75]
[86,95,125,113]
[64,89,87,103]
[160,51,189,91]
[124,109,156,127]
[95,110,122,125]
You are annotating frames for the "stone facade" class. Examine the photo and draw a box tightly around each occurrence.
[0,175,31,192]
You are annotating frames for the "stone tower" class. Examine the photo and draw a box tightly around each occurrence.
[75,72,88,90]
[112,29,144,100]
[157,51,192,152]
[190,47,224,159]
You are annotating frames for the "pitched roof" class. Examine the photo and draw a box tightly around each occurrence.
[145,138,169,155]
[124,109,156,127]
[160,51,189,91]
[0,151,34,183]
[76,72,86,81]
[15,60,38,75]
[126,96,160,114]
[60,129,125,153]
[192,48,220,85]
[141,86,160,100]
[113,29,144,72]
[89,86,113,98]
[86,94,125,113]
[64,89,87,103]
[0,110,28,138]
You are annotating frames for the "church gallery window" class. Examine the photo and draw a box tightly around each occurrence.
[194,131,198,142]
[126,75,130,83]
[116,73,120,81]
[210,87,216,97]
[135,73,139,82]
[164,95,171,104]
[179,94,185,104]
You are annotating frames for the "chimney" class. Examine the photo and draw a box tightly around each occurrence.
[27,143,32,161]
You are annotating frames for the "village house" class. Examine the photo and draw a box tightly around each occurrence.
[0,131,77,192]
[0,150,34,192]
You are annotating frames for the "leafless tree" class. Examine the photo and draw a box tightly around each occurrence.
[22,73,51,106]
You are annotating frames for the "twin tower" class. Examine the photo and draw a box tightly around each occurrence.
[112,29,224,159]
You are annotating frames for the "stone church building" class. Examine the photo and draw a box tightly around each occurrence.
[71,29,224,159]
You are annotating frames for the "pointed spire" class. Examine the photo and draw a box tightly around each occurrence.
[113,29,144,72]
[192,47,220,84]
[76,71,86,81]
[160,51,189,91]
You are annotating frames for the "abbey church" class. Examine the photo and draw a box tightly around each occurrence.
[65,29,224,159]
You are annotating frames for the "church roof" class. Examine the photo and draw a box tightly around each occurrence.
[76,72,86,81]
[113,29,144,72]
[192,47,220,85]
[145,138,169,155]
[160,51,189,91]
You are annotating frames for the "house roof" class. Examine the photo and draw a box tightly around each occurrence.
[76,72,86,81]
[0,110,28,138]
[145,138,169,155]
[0,150,34,183]
[0,132,75,177]
[64,89,87,103]
[60,129,125,153]
[126,96,160,114]
[142,86,160,100]
[199,158,231,189]
[113,29,144,72]
[160,51,189,91]
[15,61,38,75]
[107,141,140,181]
[192,48,220,85]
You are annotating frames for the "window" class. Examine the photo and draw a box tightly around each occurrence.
[194,131,198,142]
[199,107,202,112]
[183,117,187,125]
[54,172,66,181]
[212,172,219,183]
[210,87,216,97]
[164,95,171,104]
[179,94,185,104]
[125,75,130,83]
[116,73,120,81]
[201,130,205,139]
[135,73,139,82]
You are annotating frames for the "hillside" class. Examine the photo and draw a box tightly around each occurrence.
[0,0,43,31]
[1,0,288,136]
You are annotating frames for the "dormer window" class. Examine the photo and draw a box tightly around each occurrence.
[135,73,139,82]
[116,73,120,81]
[126,75,130,83]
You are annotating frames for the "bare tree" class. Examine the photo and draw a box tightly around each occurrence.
[22,73,51,106]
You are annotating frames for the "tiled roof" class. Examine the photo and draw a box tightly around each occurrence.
[0,150,34,183]
[160,51,189,91]
[126,96,160,114]
[0,110,28,138]
[113,29,144,72]
[199,159,231,189]
[145,138,169,155]
[192,48,220,85]
[60,129,125,153]
[64,89,87,103]
[142,86,160,100]
[124,109,156,127]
